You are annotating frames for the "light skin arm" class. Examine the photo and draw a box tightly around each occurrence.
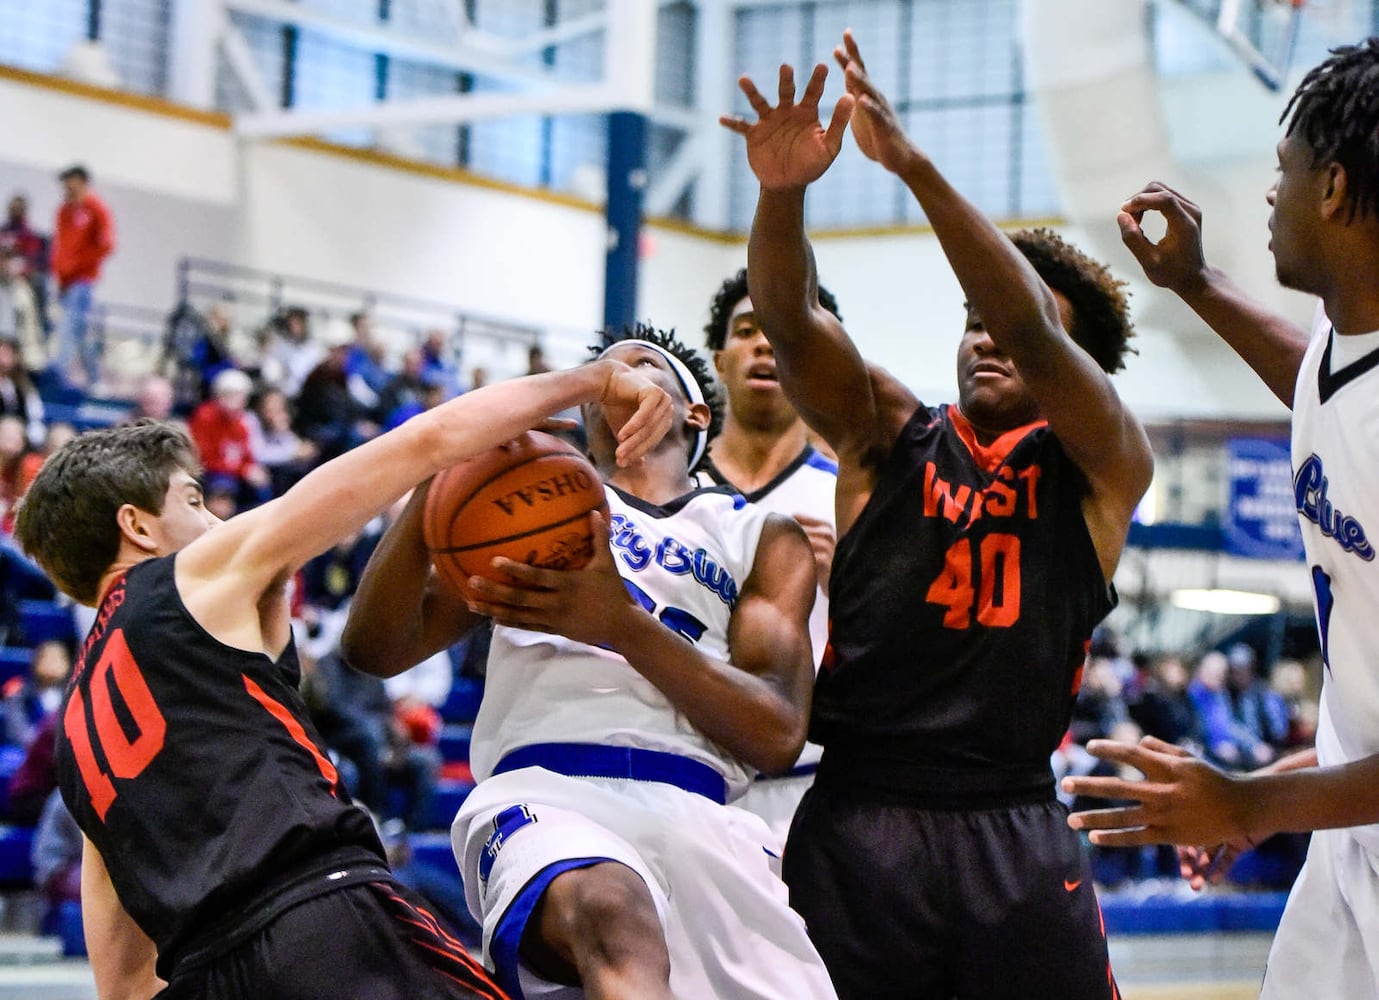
[835,32,1153,575]
[466,511,818,775]
[80,837,163,1000]
[1118,182,1309,407]
[174,361,672,655]
[723,65,913,469]
[340,481,481,677]
[1065,735,1368,854]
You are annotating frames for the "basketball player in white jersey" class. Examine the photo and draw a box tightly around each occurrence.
[1063,38,1379,998]
[343,325,836,1000]
[698,269,839,849]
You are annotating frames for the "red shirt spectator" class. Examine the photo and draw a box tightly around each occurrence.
[188,369,259,482]
[51,176,114,292]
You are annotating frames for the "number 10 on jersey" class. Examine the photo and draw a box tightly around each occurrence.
[926,532,1022,628]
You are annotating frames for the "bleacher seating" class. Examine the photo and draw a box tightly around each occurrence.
[17,601,76,647]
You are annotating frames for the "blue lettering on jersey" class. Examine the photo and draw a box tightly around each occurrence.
[478,804,535,885]
[609,513,740,607]
[1294,454,1375,560]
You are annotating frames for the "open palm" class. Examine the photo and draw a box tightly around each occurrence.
[720,63,853,191]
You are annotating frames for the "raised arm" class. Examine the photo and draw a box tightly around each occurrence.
[837,32,1152,572]
[723,64,910,465]
[81,838,163,1000]
[177,360,671,650]
[1119,182,1310,407]
[465,511,818,775]
[341,482,480,677]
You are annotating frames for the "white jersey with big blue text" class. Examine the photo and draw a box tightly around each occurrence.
[1292,310,1379,854]
[1264,309,1379,999]
[469,483,768,802]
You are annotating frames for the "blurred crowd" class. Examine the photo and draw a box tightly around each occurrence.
[1057,628,1319,890]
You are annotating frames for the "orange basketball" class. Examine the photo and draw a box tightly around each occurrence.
[423,431,607,598]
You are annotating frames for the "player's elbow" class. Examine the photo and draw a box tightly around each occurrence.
[750,716,809,777]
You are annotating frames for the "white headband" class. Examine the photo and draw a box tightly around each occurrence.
[599,339,709,470]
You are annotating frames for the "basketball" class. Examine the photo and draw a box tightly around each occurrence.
[423,430,607,597]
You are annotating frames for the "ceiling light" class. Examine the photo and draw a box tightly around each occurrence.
[1170,589,1281,615]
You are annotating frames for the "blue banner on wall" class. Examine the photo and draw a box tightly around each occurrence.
[1226,438,1304,561]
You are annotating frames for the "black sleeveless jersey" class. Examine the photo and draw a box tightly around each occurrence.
[55,556,383,964]
[815,404,1113,795]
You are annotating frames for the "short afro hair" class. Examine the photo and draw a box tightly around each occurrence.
[590,323,723,471]
[1281,37,1379,222]
[703,268,842,351]
[1010,228,1135,374]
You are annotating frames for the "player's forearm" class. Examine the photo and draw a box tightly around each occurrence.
[609,611,807,775]
[747,187,827,354]
[1241,753,1379,840]
[894,154,1062,358]
[342,488,452,677]
[1168,265,1308,407]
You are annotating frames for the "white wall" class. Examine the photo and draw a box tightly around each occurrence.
[0,75,236,309]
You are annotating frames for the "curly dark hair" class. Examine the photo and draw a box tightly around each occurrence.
[703,269,843,351]
[1009,228,1135,374]
[1281,37,1379,222]
[590,323,723,471]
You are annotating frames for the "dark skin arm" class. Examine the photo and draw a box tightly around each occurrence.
[1118,182,1309,407]
[341,482,481,677]
[726,37,1152,574]
[1065,736,1378,862]
[724,63,911,490]
[465,510,818,776]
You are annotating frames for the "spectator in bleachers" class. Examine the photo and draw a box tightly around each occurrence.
[525,343,551,376]
[39,421,75,459]
[244,386,317,496]
[307,648,440,833]
[418,328,461,399]
[1128,652,1202,751]
[295,324,380,460]
[1070,655,1131,744]
[1271,657,1319,750]
[346,311,392,400]
[188,368,271,509]
[1188,650,1241,767]
[377,348,431,429]
[1226,642,1290,766]
[262,305,322,397]
[0,244,45,375]
[127,373,176,425]
[468,365,488,392]
[0,335,45,449]
[50,165,115,389]
[0,415,42,536]
[2,639,70,747]
[32,788,82,912]
[6,712,57,825]
[0,194,49,327]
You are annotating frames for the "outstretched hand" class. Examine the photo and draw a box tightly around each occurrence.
[1064,735,1261,853]
[463,509,638,648]
[599,362,674,467]
[1118,182,1211,295]
[720,63,854,191]
[833,29,916,175]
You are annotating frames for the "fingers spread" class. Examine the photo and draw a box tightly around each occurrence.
[777,64,796,107]
[738,75,771,116]
[825,94,856,151]
[801,63,829,107]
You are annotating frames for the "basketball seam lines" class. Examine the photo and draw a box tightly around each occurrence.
[430,505,602,554]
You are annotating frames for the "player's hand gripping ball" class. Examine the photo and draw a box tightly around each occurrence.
[423,431,608,598]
